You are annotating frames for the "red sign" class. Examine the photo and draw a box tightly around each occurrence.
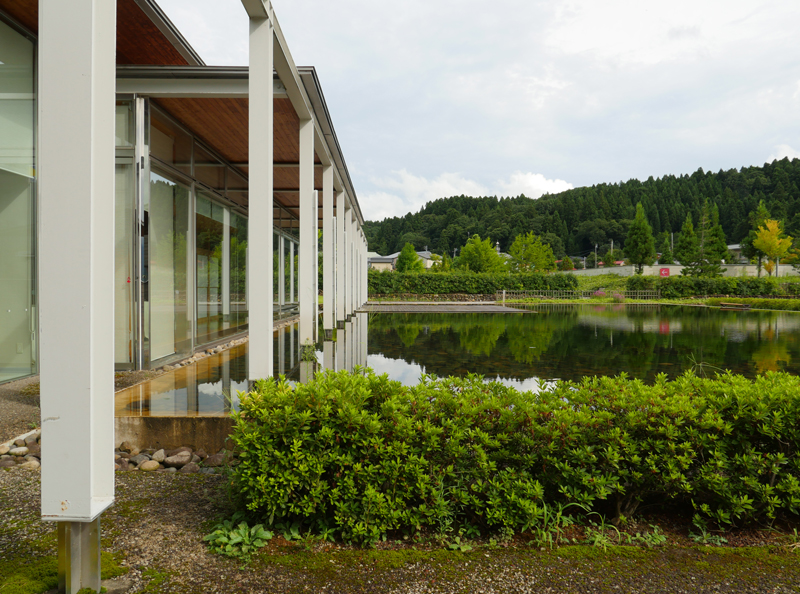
[659,321,670,335]
[659,268,670,277]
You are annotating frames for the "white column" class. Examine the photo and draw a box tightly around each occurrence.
[362,235,368,305]
[336,194,347,327]
[39,0,116,590]
[222,207,231,318]
[245,2,274,381]
[322,167,334,336]
[349,211,356,315]
[313,191,320,342]
[278,235,285,309]
[298,119,315,345]
[289,241,295,303]
[359,312,368,367]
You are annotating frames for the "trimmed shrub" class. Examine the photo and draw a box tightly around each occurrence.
[625,275,781,298]
[368,270,577,295]
[230,370,800,544]
[707,298,800,311]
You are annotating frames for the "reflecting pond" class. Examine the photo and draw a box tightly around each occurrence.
[115,304,800,416]
[365,304,800,389]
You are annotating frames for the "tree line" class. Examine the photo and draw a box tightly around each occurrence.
[364,158,800,269]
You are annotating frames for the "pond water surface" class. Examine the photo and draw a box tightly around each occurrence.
[115,304,800,416]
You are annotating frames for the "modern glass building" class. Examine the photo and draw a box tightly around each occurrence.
[0,0,366,383]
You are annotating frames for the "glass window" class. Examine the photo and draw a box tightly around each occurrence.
[146,170,192,364]
[194,143,225,192]
[0,20,36,382]
[150,107,192,175]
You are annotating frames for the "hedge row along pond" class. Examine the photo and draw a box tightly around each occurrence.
[230,369,800,545]
[367,270,578,295]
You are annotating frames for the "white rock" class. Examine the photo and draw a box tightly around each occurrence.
[0,445,9,456]
[9,447,28,457]
[151,449,166,463]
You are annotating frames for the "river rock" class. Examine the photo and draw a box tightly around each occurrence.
[179,462,200,474]
[195,449,208,460]
[166,447,192,457]
[14,439,25,447]
[151,449,166,463]
[198,468,215,475]
[119,441,139,456]
[0,459,16,468]
[0,445,9,456]
[130,454,150,466]
[191,454,201,464]
[26,443,41,457]
[164,451,192,468]
[9,447,28,457]
[117,459,130,471]
[156,467,177,473]
[19,459,40,470]
[204,453,226,467]
[139,460,160,472]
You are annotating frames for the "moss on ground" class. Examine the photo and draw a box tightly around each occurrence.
[0,552,126,594]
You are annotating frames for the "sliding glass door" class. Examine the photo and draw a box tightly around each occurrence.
[0,19,36,382]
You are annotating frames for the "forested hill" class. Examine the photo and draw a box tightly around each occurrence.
[363,158,800,259]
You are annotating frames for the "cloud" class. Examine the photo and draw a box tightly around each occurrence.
[767,144,800,163]
[360,170,572,221]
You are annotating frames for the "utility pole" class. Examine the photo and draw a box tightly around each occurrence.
[594,244,598,268]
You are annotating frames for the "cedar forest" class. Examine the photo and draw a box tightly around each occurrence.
[363,158,800,263]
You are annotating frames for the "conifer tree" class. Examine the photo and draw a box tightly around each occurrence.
[657,232,674,264]
[674,214,699,271]
[625,202,656,274]
[396,242,424,273]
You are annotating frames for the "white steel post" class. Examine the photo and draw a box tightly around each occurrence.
[39,0,116,591]
[298,119,315,346]
[244,0,274,381]
[322,167,334,338]
[289,241,295,303]
[313,191,320,343]
[336,194,347,327]
[349,211,356,316]
[278,235,285,309]
[222,208,231,319]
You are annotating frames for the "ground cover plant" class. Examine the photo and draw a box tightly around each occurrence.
[706,297,800,312]
[625,275,800,298]
[229,369,800,546]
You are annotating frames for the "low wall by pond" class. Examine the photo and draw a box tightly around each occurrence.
[115,417,234,453]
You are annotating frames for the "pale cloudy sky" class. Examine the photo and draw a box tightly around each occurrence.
[158,0,800,221]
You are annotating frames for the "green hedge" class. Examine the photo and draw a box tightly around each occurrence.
[626,275,783,298]
[707,298,800,311]
[368,270,578,295]
[230,370,800,544]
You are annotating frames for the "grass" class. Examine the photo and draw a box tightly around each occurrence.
[0,552,126,594]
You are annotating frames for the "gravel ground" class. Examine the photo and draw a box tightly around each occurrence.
[2,469,800,594]
[0,375,40,443]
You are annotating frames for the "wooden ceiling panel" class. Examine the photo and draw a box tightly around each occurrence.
[116,0,189,66]
[0,0,36,32]
[153,97,249,164]
[0,0,191,65]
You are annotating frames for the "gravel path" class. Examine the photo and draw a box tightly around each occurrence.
[2,469,799,594]
[0,375,39,443]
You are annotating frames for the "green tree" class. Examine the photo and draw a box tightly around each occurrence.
[585,252,598,269]
[625,202,656,274]
[742,200,771,277]
[507,231,556,273]
[657,232,673,265]
[454,235,507,273]
[602,249,622,267]
[429,253,452,273]
[558,256,574,271]
[682,200,726,277]
[675,214,699,273]
[396,242,424,273]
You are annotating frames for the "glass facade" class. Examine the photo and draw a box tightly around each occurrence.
[0,13,307,379]
[0,19,36,382]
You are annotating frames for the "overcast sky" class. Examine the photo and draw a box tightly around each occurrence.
[158,0,800,221]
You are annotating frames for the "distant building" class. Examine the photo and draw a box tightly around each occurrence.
[368,249,436,270]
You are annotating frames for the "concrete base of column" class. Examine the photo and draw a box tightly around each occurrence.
[58,518,101,594]
[337,321,345,329]
[324,329,334,341]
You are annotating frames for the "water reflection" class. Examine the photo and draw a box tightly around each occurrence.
[365,305,800,384]
[115,305,800,417]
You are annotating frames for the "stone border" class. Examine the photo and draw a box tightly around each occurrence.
[1,430,235,475]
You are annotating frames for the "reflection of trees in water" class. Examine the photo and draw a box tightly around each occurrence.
[367,307,800,383]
